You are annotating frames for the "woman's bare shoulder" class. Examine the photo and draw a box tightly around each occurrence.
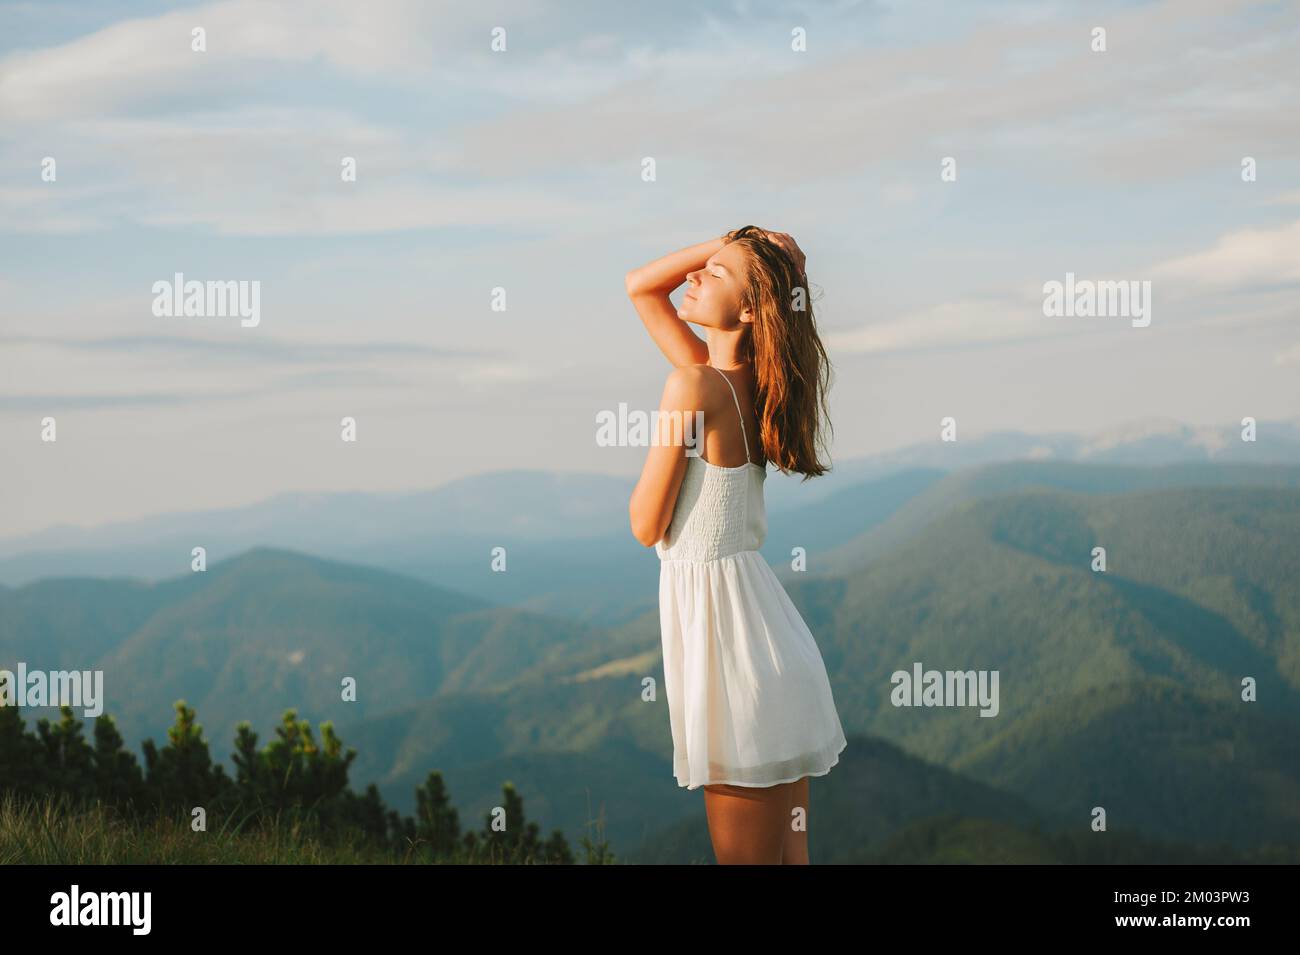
[658,363,719,409]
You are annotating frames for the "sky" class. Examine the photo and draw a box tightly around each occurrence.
[1,0,1298,537]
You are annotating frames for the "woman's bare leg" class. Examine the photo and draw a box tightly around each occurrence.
[781,776,810,865]
[702,781,792,864]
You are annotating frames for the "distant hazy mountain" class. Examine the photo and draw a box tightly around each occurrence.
[0,468,946,627]
[4,415,1297,593]
[0,470,637,584]
[852,415,1300,475]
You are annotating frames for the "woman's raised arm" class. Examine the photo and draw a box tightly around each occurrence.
[624,235,727,367]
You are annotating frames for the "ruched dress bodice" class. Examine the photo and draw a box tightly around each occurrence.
[655,458,767,563]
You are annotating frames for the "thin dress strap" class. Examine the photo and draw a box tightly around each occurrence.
[709,365,751,465]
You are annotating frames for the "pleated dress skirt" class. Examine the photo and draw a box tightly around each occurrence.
[658,522,848,790]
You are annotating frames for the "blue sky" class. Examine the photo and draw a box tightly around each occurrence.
[1,0,1298,536]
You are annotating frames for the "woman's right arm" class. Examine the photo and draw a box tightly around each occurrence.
[624,235,727,367]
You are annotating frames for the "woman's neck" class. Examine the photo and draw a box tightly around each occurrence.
[705,328,750,370]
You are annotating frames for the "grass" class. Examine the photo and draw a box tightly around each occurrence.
[0,791,601,864]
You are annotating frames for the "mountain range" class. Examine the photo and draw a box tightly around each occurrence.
[3,432,1299,861]
[4,416,1299,627]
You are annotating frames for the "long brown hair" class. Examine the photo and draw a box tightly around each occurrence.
[724,225,833,480]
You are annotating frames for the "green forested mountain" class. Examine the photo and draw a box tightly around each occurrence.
[952,679,1300,847]
[3,466,1298,862]
[623,734,1061,864]
[0,547,623,753]
[794,483,1300,764]
[813,460,1300,577]
[767,482,1300,856]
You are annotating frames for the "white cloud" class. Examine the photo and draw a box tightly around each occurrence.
[2,0,1297,538]
[824,294,1053,355]
[0,0,466,121]
[446,0,1300,183]
[0,107,597,235]
[4,0,1295,237]
[1149,219,1300,289]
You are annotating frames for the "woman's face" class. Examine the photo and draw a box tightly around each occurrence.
[678,242,753,330]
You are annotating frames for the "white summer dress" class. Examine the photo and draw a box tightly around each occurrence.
[655,365,848,790]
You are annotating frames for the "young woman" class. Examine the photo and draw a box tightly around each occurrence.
[626,226,848,865]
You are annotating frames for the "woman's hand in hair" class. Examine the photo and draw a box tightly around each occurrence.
[759,230,807,279]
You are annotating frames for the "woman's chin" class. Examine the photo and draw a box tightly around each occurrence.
[678,307,715,330]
